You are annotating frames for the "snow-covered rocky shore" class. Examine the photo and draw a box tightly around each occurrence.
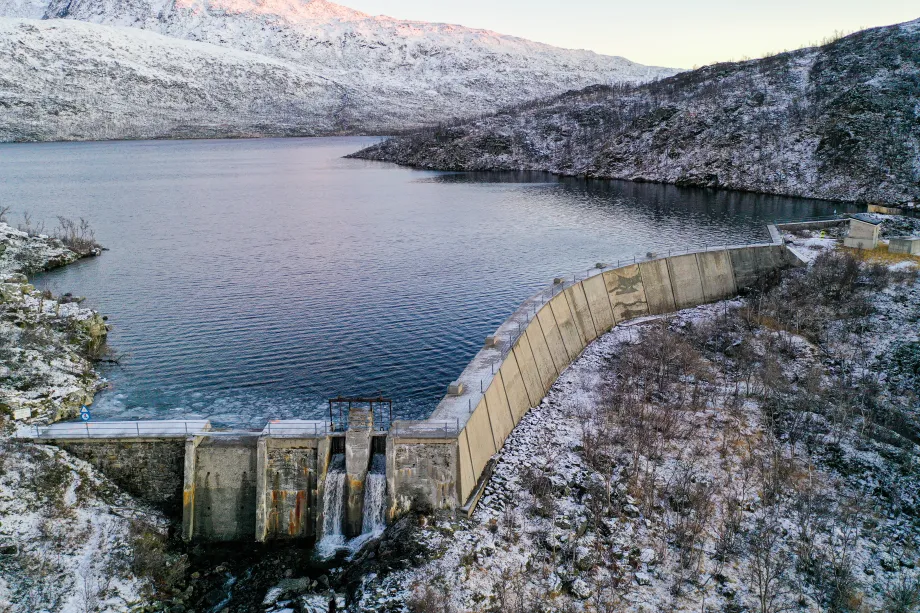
[0,222,107,422]
[0,222,172,612]
[348,218,920,612]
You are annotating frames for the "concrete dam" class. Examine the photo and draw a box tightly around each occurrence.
[22,232,803,543]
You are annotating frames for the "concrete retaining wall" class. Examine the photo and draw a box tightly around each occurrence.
[191,436,259,541]
[426,241,802,509]
[386,434,458,515]
[256,437,327,541]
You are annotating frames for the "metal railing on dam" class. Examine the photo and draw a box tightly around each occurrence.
[23,420,211,439]
[18,224,809,541]
[21,419,338,439]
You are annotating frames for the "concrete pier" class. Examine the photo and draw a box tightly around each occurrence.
[344,408,373,537]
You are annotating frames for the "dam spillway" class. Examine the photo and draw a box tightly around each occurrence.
[19,232,805,542]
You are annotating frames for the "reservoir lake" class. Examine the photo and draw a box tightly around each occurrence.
[0,136,851,426]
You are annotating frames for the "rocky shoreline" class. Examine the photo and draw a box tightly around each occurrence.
[0,221,169,612]
[0,222,107,423]
[350,20,920,208]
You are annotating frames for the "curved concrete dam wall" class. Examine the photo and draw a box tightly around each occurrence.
[387,239,802,515]
[27,235,803,541]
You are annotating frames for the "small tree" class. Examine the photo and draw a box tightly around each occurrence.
[747,510,794,613]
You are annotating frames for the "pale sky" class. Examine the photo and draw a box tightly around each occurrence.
[344,0,917,68]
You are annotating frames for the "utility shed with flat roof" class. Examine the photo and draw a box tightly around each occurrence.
[843,217,881,250]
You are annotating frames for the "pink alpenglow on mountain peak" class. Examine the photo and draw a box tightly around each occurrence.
[173,0,370,23]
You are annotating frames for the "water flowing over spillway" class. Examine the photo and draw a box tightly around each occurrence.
[317,455,346,557]
[361,455,387,536]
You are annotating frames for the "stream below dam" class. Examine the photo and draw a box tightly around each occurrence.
[0,136,854,425]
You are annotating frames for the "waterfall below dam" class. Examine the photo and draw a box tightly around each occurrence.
[361,455,387,536]
[316,455,347,558]
[315,453,387,558]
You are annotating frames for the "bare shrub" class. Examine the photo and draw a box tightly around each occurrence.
[76,563,100,613]
[666,453,715,590]
[17,211,45,235]
[884,575,920,613]
[54,216,100,255]
[408,579,455,613]
[746,510,795,613]
[522,456,556,518]
[18,325,55,353]
[491,565,531,613]
[30,454,74,518]
[129,521,188,598]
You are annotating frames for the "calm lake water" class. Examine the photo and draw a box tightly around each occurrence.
[0,137,850,426]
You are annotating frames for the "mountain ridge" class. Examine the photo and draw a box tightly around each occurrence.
[0,0,678,142]
[351,19,920,205]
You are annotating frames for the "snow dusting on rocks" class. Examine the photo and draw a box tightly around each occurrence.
[355,19,920,206]
[351,225,920,612]
[0,222,107,422]
[0,439,167,612]
[0,222,159,613]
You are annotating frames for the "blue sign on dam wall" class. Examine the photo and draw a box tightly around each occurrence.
[0,136,852,427]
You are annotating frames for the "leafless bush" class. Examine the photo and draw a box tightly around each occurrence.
[18,325,55,352]
[18,211,45,235]
[884,575,920,613]
[500,497,521,543]
[76,563,100,613]
[408,579,455,613]
[54,216,100,255]
[617,324,709,403]
[522,460,556,518]
[128,521,188,598]
[30,454,74,518]
[666,453,715,590]
[491,565,531,613]
[0,205,10,223]
[891,267,920,286]
[714,495,744,567]
[746,510,795,613]
[748,251,881,345]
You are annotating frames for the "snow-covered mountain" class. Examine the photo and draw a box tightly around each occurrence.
[353,19,920,206]
[0,0,677,141]
[0,17,354,141]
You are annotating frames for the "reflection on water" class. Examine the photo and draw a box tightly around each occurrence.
[0,137,855,425]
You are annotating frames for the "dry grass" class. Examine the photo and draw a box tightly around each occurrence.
[839,244,920,266]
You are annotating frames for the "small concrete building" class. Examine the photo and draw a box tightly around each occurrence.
[843,217,881,250]
[889,237,920,255]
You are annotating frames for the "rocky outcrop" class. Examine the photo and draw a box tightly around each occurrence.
[0,222,107,421]
[0,221,82,277]
[352,19,920,206]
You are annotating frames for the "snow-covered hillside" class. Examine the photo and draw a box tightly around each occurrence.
[0,17,395,141]
[0,0,677,141]
[354,19,920,206]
